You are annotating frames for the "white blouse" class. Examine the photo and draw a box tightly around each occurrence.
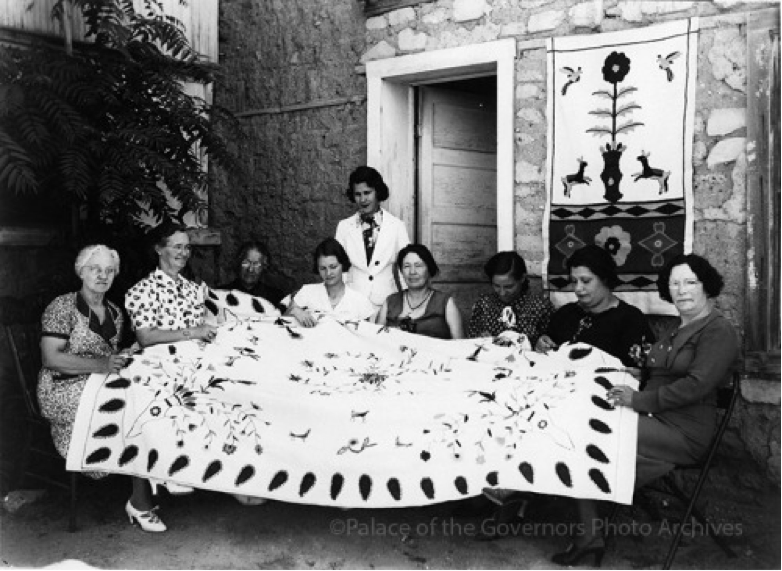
[289,283,376,323]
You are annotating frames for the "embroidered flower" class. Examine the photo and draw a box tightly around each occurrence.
[628,338,652,368]
[595,225,633,266]
[222,443,237,455]
[602,51,631,84]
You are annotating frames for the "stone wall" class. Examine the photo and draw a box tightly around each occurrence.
[212,0,370,285]
[355,0,780,488]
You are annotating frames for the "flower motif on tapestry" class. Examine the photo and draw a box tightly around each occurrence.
[594,225,633,266]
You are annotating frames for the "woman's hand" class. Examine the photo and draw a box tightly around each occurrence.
[290,306,317,328]
[191,325,217,342]
[607,384,635,408]
[535,334,558,353]
[100,354,130,374]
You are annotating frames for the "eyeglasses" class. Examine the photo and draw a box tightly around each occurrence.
[668,279,700,290]
[241,261,264,269]
[85,265,117,277]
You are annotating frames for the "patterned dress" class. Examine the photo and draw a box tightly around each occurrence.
[37,292,123,464]
[125,268,205,331]
[467,291,554,345]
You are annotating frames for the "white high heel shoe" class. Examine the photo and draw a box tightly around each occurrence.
[125,500,167,533]
[149,478,194,496]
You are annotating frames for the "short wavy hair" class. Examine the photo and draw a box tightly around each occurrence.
[484,251,529,293]
[566,245,620,290]
[657,253,724,303]
[345,166,390,203]
[74,244,120,277]
[396,244,439,278]
[148,221,189,249]
[312,238,351,273]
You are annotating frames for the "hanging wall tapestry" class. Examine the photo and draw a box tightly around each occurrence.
[67,290,638,508]
[544,18,699,314]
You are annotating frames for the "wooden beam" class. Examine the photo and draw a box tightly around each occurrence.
[363,0,436,18]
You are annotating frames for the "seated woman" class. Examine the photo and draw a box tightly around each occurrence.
[124,222,217,497]
[467,251,554,346]
[485,245,653,529]
[286,238,376,327]
[377,244,464,340]
[125,222,216,347]
[218,240,289,308]
[38,245,165,532]
[536,244,653,368]
[551,254,739,566]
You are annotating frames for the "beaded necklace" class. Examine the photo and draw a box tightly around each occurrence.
[406,289,433,311]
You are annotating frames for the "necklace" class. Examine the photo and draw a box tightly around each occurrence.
[406,289,433,311]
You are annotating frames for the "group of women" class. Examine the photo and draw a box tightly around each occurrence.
[36,165,739,564]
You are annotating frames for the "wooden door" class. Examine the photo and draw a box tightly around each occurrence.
[418,85,497,316]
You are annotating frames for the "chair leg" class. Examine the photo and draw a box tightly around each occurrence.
[662,482,737,569]
[68,472,78,533]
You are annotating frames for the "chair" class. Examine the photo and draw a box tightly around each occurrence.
[611,372,741,569]
[4,322,78,532]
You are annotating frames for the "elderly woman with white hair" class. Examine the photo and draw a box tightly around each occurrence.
[37,244,167,533]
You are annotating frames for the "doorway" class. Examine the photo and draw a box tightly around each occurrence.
[416,78,497,310]
[365,39,516,315]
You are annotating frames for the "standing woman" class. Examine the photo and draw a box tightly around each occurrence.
[125,222,216,348]
[286,238,376,327]
[38,245,166,532]
[536,244,653,368]
[335,166,410,309]
[377,244,464,340]
[467,251,554,346]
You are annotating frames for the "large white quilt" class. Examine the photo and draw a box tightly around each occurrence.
[67,291,638,507]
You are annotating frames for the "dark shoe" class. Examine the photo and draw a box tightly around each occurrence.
[551,538,606,567]
[495,494,529,525]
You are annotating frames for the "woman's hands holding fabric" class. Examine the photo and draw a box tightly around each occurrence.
[535,334,558,353]
[607,384,635,408]
[191,325,217,341]
[100,354,130,374]
[290,306,317,328]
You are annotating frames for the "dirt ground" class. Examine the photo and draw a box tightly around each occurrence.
[0,475,779,570]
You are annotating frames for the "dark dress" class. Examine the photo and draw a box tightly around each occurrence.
[546,300,654,367]
[632,311,739,487]
[467,291,554,345]
[386,290,453,340]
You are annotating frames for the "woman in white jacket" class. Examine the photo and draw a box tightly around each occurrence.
[335,166,410,309]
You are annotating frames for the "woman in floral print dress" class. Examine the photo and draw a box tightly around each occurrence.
[124,222,216,347]
[125,223,263,506]
[38,245,166,532]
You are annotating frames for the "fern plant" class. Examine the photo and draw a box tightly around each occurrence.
[0,0,241,232]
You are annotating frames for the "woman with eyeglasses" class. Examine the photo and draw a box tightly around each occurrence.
[376,244,464,340]
[37,245,167,532]
[125,222,216,348]
[218,240,289,308]
[285,238,376,327]
[550,253,739,567]
[535,244,653,368]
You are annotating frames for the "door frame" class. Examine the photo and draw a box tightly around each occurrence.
[365,39,516,251]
